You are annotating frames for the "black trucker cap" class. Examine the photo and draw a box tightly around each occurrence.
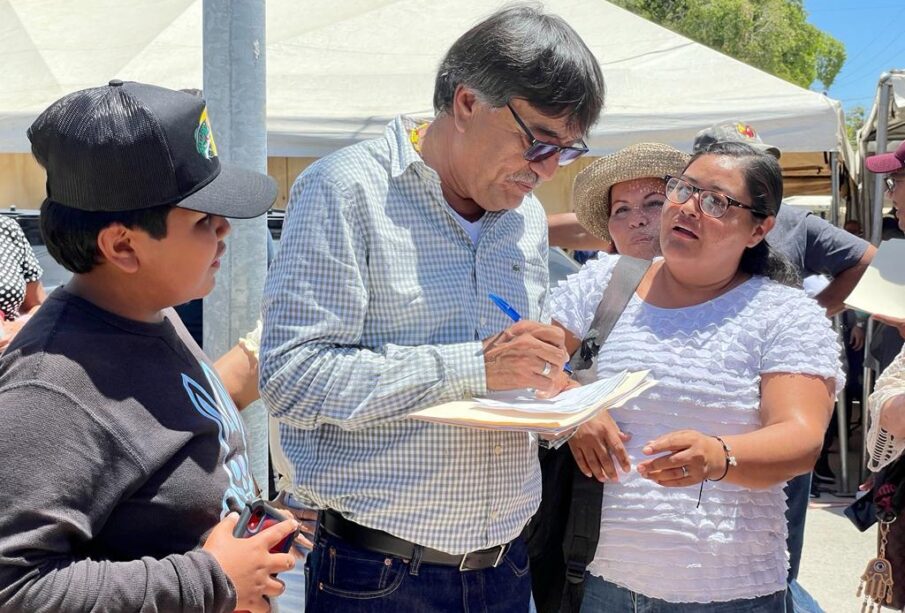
[27,80,276,218]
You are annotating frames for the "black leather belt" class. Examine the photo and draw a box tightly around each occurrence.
[321,509,510,571]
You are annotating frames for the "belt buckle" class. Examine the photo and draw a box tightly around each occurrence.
[458,544,507,571]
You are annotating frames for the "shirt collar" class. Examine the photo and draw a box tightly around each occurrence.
[388,115,431,179]
[384,115,518,229]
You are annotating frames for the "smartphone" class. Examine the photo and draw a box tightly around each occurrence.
[232,498,298,553]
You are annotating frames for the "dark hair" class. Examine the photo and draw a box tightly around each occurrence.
[40,200,173,274]
[687,141,800,287]
[433,4,605,134]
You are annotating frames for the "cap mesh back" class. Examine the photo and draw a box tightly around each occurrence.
[29,87,179,211]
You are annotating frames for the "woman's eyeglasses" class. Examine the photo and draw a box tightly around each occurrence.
[664,176,764,219]
[885,176,905,192]
[507,103,588,166]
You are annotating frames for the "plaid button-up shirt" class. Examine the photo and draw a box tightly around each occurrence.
[260,116,549,554]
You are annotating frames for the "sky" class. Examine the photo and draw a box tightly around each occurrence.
[803,0,905,113]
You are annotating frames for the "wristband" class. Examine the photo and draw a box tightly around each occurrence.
[707,435,737,482]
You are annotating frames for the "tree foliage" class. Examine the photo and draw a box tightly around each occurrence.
[845,105,866,148]
[610,0,846,89]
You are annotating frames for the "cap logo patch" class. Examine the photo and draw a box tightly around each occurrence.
[735,122,757,140]
[195,108,218,160]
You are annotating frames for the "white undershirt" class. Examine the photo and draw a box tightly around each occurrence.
[448,208,483,245]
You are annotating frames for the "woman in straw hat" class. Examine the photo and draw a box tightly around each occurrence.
[570,142,688,260]
[547,141,841,610]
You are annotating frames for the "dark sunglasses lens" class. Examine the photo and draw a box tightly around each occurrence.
[524,143,560,163]
[558,147,585,165]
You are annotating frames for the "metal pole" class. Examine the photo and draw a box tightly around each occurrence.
[203,0,270,494]
[870,75,893,246]
[862,319,876,484]
[860,75,893,485]
[834,314,850,493]
[830,151,840,227]
[828,155,853,492]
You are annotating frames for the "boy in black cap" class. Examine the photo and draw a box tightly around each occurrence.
[0,81,296,613]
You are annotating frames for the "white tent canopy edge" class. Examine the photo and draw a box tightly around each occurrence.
[0,0,845,156]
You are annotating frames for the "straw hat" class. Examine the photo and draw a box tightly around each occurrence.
[573,143,690,243]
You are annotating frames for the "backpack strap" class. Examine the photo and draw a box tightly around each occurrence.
[570,256,652,376]
[559,255,651,612]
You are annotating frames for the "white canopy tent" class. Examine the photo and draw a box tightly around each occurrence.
[1,0,846,157]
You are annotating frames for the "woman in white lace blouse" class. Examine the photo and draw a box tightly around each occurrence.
[867,345,905,472]
[550,142,842,610]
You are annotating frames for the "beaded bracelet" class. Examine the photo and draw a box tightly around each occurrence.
[707,435,737,482]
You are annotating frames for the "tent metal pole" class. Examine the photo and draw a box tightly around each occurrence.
[870,74,893,246]
[830,151,840,226]
[859,74,894,488]
[834,322,851,493]
[829,154,851,492]
[202,0,270,495]
[862,320,876,484]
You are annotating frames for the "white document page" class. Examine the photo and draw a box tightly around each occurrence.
[845,239,905,319]
[474,371,628,414]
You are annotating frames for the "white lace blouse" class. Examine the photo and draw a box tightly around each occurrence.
[867,344,905,472]
[550,255,842,603]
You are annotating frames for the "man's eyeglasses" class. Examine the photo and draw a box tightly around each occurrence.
[885,176,905,192]
[506,103,588,166]
[664,176,764,219]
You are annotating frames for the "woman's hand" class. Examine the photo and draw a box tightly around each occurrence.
[567,410,631,482]
[849,325,865,351]
[636,430,724,486]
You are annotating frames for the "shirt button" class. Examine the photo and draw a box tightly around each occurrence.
[480,317,487,326]
[489,510,499,520]
[493,445,503,455]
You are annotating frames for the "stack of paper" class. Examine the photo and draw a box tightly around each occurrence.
[845,239,905,319]
[410,370,655,435]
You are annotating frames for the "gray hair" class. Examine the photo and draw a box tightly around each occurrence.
[433,4,605,135]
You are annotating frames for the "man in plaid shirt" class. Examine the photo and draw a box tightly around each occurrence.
[261,6,604,611]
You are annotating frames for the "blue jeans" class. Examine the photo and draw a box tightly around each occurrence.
[788,579,824,613]
[579,575,786,612]
[304,528,531,612]
[784,474,811,611]
[784,473,810,582]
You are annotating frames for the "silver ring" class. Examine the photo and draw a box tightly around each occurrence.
[541,362,551,377]
[681,465,689,478]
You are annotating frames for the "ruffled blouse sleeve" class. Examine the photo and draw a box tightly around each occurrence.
[759,285,844,393]
[548,253,619,340]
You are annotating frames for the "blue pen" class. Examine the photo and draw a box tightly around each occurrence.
[487,293,573,375]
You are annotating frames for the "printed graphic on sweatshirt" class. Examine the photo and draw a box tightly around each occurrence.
[182,362,255,515]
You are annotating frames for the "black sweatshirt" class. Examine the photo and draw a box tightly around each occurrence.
[0,289,257,612]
